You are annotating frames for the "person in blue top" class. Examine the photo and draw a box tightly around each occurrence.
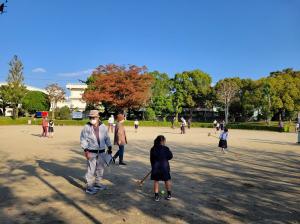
[218,127,228,153]
[150,135,173,201]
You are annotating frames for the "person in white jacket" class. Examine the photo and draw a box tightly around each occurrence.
[80,110,112,195]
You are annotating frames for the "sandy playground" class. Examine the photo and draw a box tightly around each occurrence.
[0,125,299,224]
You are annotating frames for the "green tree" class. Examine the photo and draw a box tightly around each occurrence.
[171,70,212,120]
[0,85,10,116]
[6,55,27,119]
[144,107,156,121]
[22,91,50,114]
[56,106,71,120]
[149,71,173,119]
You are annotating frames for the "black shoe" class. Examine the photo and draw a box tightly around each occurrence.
[165,194,172,200]
[112,157,116,164]
[119,162,127,165]
[154,194,160,202]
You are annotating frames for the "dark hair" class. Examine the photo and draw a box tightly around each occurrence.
[153,135,166,147]
[224,127,228,132]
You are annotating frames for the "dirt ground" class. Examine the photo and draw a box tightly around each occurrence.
[0,125,299,224]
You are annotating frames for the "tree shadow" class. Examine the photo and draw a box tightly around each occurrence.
[1,138,300,223]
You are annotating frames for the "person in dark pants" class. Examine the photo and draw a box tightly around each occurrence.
[150,135,173,201]
[171,116,176,129]
[218,127,228,153]
[187,117,192,129]
[113,114,127,165]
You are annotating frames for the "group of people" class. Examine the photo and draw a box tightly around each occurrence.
[80,110,172,201]
[41,117,54,138]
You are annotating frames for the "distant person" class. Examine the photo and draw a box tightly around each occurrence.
[113,114,128,165]
[216,122,220,132]
[296,123,300,133]
[180,117,187,134]
[220,120,225,131]
[108,115,114,133]
[48,119,54,138]
[134,118,139,133]
[279,120,284,132]
[80,110,112,195]
[187,117,192,129]
[171,116,176,129]
[213,119,217,128]
[150,135,173,202]
[41,117,49,137]
[219,127,229,153]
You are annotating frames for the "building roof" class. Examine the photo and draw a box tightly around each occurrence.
[0,82,47,94]
[66,83,87,89]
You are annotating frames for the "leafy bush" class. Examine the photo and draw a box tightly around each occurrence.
[144,108,156,121]
[55,106,71,120]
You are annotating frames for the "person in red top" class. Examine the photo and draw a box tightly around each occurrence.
[41,116,49,137]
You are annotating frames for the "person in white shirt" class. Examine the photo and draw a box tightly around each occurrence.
[218,127,228,153]
[180,117,187,134]
[108,115,114,133]
[134,119,139,133]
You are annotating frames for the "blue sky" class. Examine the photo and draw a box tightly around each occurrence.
[0,0,300,89]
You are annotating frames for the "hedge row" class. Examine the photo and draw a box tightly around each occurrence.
[0,117,295,132]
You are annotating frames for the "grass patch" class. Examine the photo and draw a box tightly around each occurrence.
[0,117,296,132]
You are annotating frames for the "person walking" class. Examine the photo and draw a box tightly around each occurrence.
[41,116,49,137]
[80,110,112,195]
[113,114,128,165]
[150,135,173,201]
[134,118,139,133]
[108,115,114,133]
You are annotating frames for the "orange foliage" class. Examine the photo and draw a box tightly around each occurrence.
[83,64,154,110]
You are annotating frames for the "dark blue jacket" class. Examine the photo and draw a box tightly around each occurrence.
[150,145,173,181]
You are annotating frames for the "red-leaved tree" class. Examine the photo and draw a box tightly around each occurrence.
[82,64,154,112]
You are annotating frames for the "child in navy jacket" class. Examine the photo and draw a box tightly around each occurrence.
[150,135,173,201]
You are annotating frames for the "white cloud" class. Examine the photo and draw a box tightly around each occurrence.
[32,67,47,73]
[58,69,94,77]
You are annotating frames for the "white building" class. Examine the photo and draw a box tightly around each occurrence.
[57,83,87,112]
[0,82,87,116]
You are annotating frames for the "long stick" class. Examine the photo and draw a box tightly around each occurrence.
[138,170,151,186]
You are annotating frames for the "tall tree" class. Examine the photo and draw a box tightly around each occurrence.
[83,64,154,113]
[22,91,50,114]
[149,71,173,119]
[45,84,66,119]
[0,85,10,116]
[171,70,212,120]
[215,78,240,124]
[6,55,27,119]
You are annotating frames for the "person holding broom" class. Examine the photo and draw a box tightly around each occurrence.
[150,135,173,201]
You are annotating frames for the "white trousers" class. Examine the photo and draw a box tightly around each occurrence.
[85,152,106,187]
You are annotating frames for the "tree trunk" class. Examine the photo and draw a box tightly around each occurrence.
[225,104,229,124]
[13,105,18,119]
